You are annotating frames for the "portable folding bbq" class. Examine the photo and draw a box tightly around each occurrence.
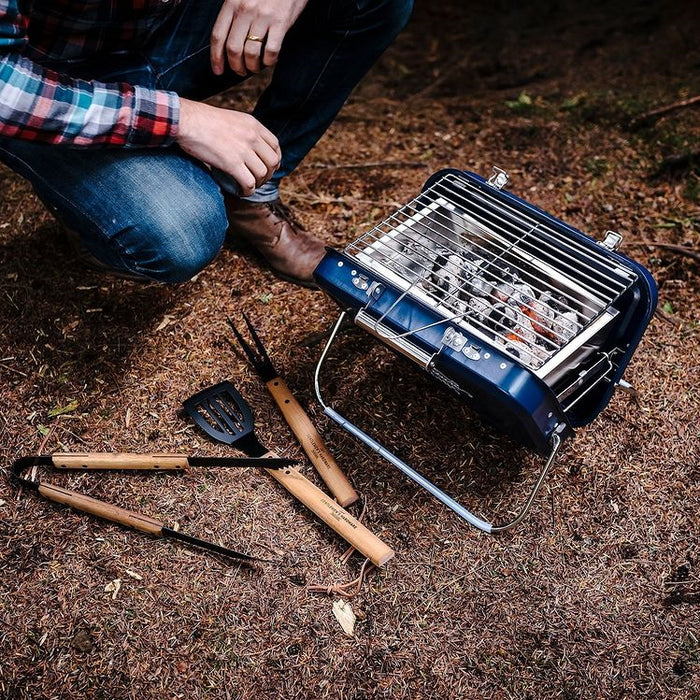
[312,167,657,532]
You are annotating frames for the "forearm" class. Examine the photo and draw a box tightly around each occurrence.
[0,53,179,147]
[1,0,180,147]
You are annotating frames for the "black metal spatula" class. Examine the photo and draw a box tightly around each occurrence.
[183,381,394,566]
[184,381,268,457]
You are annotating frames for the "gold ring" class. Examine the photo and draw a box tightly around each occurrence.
[246,34,264,42]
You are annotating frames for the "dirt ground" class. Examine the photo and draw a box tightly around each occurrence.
[1,1,699,698]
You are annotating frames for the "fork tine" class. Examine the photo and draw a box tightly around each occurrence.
[227,314,277,380]
[241,311,272,362]
[226,316,260,367]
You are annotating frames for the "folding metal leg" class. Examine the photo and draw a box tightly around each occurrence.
[314,311,563,533]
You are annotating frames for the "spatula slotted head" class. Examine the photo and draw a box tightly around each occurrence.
[183,381,266,457]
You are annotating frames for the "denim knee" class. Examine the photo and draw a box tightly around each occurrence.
[117,197,228,284]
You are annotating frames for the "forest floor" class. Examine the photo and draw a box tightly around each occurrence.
[0,1,698,698]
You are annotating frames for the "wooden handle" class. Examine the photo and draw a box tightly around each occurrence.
[52,453,188,471]
[266,378,359,507]
[38,482,164,535]
[262,454,393,567]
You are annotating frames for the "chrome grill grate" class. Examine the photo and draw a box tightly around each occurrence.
[345,172,637,378]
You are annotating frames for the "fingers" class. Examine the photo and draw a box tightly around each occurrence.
[211,5,267,76]
[176,101,281,198]
[234,132,281,196]
[256,138,282,181]
[260,126,282,162]
[211,0,298,76]
[232,157,279,197]
[210,3,236,76]
[241,28,266,74]
[263,25,284,67]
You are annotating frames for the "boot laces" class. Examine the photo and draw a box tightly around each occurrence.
[268,200,306,233]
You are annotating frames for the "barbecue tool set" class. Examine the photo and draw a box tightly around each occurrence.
[183,380,393,566]
[11,166,657,565]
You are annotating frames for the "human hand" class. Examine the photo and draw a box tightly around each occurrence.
[176,98,281,196]
[210,0,309,76]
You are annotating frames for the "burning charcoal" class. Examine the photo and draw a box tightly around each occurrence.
[510,313,537,346]
[502,339,530,364]
[460,253,493,297]
[528,342,551,364]
[467,296,492,324]
[527,297,556,340]
[512,282,536,306]
[553,311,580,343]
[502,340,523,359]
[450,297,469,317]
[492,267,521,303]
[493,282,514,303]
[460,254,481,278]
[468,277,493,298]
[539,290,571,315]
[445,253,465,281]
[430,250,464,298]
[487,302,519,334]
[502,338,547,368]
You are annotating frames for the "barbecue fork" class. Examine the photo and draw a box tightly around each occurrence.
[227,313,359,507]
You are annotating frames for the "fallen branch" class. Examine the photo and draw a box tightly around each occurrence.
[654,308,681,327]
[308,160,426,170]
[630,95,700,129]
[652,152,700,178]
[626,241,700,264]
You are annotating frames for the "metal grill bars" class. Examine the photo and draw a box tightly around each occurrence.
[346,172,636,368]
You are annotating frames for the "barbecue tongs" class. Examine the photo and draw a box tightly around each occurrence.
[12,452,297,564]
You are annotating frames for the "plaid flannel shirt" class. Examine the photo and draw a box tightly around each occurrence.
[0,0,181,147]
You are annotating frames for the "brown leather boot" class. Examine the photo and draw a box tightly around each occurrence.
[225,197,326,288]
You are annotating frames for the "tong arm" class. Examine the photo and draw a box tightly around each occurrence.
[52,453,188,470]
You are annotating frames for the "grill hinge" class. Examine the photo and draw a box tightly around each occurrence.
[599,230,624,251]
[486,166,510,190]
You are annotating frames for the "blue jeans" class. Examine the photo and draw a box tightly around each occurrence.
[0,0,412,282]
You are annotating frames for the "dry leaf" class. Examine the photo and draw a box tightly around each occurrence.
[104,578,121,600]
[48,400,78,417]
[155,314,176,331]
[332,599,356,637]
[125,569,142,581]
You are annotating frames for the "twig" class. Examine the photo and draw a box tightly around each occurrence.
[626,241,700,264]
[655,308,681,327]
[414,54,470,99]
[0,360,27,377]
[630,95,700,129]
[38,423,57,453]
[652,152,700,176]
[307,161,426,170]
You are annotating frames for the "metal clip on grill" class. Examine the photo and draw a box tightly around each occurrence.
[312,168,657,531]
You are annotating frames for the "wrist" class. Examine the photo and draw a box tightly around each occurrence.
[176,98,204,143]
